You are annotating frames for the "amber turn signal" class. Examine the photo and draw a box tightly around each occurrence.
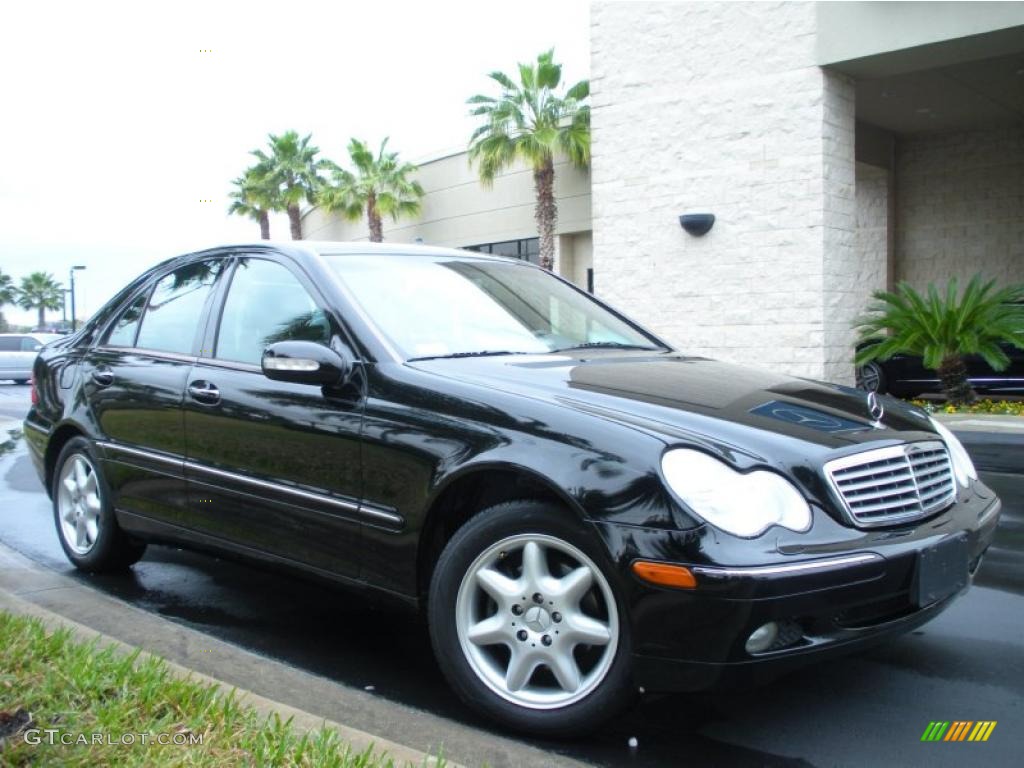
[631,560,697,589]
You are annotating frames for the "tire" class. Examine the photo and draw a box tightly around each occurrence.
[428,500,633,737]
[855,361,886,394]
[52,437,146,572]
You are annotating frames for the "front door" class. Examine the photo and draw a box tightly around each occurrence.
[182,255,364,577]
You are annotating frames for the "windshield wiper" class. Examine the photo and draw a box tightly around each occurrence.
[408,350,535,362]
[554,342,660,352]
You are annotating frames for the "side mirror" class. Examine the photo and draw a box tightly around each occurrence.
[261,341,352,386]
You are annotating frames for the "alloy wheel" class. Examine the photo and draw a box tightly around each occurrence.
[57,454,102,555]
[455,533,619,709]
[856,362,882,393]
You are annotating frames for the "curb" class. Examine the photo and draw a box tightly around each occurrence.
[0,590,446,767]
[0,543,454,768]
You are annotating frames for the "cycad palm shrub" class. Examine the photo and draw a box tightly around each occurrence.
[855,275,1024,404]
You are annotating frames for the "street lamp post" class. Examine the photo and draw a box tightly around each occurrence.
[69,265,86,332]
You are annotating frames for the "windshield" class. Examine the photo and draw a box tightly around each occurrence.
[324,254,663,360]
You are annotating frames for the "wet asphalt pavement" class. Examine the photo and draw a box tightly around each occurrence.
[1,382,1022,767]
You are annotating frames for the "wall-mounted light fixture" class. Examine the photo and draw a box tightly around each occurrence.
[679,213,715,237]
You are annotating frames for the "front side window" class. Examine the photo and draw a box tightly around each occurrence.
[104,293,148,347]
[216,258,329,366]
[324,254,660,360]
[135,261,223,354]
[21,338,43,352]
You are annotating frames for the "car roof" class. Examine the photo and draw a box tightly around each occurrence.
[184,241,524,266]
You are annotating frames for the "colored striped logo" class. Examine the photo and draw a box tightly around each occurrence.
[921,721,997,742]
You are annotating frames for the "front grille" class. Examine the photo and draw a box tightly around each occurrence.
[824,441,956,528]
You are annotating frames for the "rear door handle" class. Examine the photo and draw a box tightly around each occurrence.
[91,369,114,387]
[187,380,220,405]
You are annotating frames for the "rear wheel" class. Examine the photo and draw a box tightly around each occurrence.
[52,437,146,572]
[856,361,886,394]
[428,500,632,736]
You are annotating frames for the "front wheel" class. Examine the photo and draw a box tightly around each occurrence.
[52,437,146,572]
[428,501,633,736]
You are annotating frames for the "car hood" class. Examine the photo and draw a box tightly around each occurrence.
[409,351,936,461]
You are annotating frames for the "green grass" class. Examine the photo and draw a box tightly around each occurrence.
[0,612,438,767]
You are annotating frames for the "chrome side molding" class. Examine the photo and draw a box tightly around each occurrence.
[96,440,403,529]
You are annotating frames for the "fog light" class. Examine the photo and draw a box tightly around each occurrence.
[745,622,779,654]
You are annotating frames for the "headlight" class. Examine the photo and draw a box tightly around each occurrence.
[661,448,812,538]
[930,418,977,488]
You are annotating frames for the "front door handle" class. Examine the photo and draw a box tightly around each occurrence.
[91,368,114,387]
[187,380,220,405]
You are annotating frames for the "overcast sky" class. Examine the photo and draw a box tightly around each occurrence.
[0,0,590,326]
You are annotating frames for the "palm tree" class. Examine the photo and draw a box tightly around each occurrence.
[855,275,1024,404]
[317,138,425,243]
[250,131,329,240]
[467,49,589,271]
[18,272,64,329]
[228,165,277,240]
[0,269,16,331]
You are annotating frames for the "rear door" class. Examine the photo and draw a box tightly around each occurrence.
[83,258,227,528]
[181,254,365,577]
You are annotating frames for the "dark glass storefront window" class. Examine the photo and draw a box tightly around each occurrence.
[465,238,540,265]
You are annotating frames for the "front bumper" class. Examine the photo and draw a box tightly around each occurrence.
[592,484,1001,692]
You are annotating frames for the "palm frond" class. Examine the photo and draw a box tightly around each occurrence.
[467,49,590,182]
[853,274,1024,373]
[317,138,424,236]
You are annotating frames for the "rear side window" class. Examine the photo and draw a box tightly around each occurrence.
[135,261,223,354]
[0,336,22,351]
[215,258,329,365]
[104,293,148,347]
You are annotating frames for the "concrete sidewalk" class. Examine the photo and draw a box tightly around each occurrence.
[935,412,1024,434]
[0,542,580,768]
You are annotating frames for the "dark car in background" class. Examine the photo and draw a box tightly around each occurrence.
[856,343,1024,398]
[23,243,1001,735]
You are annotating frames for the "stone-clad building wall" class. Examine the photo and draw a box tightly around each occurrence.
[590,1,863,382]
[897,128,1024,289]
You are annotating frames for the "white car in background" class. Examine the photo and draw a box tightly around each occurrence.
[0,333,61,384]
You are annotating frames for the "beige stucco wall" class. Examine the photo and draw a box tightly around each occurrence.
[590,1,861,383]
[555,231,594,288]
[817,1,1024,74]
[896,127,1024,288]
[303,151,591,250]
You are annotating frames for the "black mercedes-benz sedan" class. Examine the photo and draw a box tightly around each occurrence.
[24,243,1001,736]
